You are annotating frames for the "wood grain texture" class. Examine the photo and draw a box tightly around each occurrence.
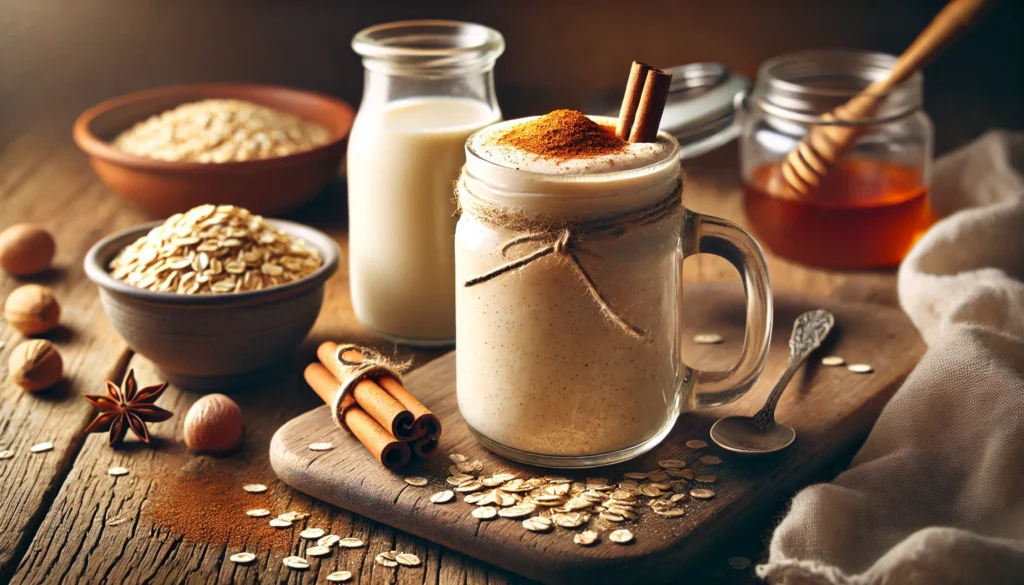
[271,285,925,585]
[0,132,141,581]
[0,128,920,585]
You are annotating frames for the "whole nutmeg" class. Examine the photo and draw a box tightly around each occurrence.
[183,393,244,454]
[4,284,60,335]
[0,223,55,276]
[8,339,63,392]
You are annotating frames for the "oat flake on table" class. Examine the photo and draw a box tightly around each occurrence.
[245,508,271,517]
[327,571,353,582]
[0,450,14,460]
[229,552,256,564]
[107,466,128,477]
[338,537,365,548]
[242,483,267,493]
[282,555,310,570]
[396,552,421,567]
[317,534,341,548]
[404,476,428,487]
[685,439,708,449]
[299,527,325,539]
[29,442,53,453]
[848,363,874,374]
[308,442,333,451]
[821,355,846,366]
[306,545,331,557]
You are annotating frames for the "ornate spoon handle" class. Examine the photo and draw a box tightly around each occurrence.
[752,309,835,431]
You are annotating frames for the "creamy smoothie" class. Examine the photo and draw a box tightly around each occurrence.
[455,113,685,459]
[348,97,500,343]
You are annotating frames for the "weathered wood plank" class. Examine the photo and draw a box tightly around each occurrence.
[0,134,145,581]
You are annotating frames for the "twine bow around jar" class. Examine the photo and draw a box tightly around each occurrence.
[330,345,412,428]
[458,179,683,342]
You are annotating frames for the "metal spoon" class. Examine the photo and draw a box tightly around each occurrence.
[710,309,835,454]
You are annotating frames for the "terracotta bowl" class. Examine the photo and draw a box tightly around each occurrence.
[73,83,354,217]
[84,220,340,390]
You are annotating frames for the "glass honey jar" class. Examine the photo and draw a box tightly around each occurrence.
[738,50,934,269]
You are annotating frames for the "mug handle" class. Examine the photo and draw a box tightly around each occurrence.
[682,208,774,408]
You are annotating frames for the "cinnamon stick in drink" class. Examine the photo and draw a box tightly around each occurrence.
[615,61,651,140]
[303,363,411,470]
[628,67,673,143]
[316,342,419,441]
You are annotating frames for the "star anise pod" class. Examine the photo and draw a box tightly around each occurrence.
[83,369,173,447]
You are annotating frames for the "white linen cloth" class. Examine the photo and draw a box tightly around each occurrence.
[757,131,1024,585]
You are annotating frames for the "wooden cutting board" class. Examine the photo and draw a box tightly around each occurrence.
[270,283,924,584]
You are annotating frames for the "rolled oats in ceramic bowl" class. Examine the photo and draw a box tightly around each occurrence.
[85,204,339,390]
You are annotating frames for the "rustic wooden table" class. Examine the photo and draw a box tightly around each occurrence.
[0,129,906,585]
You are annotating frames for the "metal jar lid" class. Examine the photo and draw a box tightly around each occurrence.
[586,63,750,159]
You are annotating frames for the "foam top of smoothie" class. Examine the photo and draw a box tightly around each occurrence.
[469,110,675,176]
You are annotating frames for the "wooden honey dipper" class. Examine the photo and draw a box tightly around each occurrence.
[781,0,990,196]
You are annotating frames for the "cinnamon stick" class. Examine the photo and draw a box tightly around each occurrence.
[303,363,411,470]
[410,436,439,459]
[316,342,419,441]
[615,61,651,140]
[377,375,443,440]
[628,67,673,143]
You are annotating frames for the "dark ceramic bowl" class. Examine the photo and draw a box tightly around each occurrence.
[73,83,354,217]
[84,220,339,390]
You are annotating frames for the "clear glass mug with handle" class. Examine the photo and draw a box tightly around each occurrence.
[454,118,773,467]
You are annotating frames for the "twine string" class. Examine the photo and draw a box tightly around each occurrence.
[329,345,412,428]
[460,179,683,343]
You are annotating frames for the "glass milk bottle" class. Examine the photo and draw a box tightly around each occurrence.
[348,21,504,345]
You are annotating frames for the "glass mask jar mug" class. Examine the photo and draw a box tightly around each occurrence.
[347,21,504,345]
[738,50,934,269]
[455,117,774,467]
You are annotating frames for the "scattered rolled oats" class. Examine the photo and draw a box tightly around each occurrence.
[327,571,353,583]
[0,450,13,460]
[609,529,634,544]
[306,545,331,557]
[404,476,429,487]
[472,506,498,520]
[448,453,467,463]
[498,503,537,519]
[278,511,309,522]
[113,99,331,163]
[108,205,322,295]
[430,490,455,504]
[299,528,325,539]
[282,555,310,570]
[29,442,53,453]
[339,537,365,548]
[229,552,256,564]
[821,356,845,366]
[574,530,598,546]
[523,516,553,532]
[374,551,398,568]
[690,488,716,500]
[695,475,717,483]
[655,507,685,518]
[269,518,292,528]
[693,333,724,344]
[685,439,708,449]
[246,508,271,517]
[658,459,686,469]
[242,483,267,494]
[699,455,722,466]
[317,534,341,548]
[396,553,421,567]
[848,363,874,374]
[623,472,648,480]
[308,442,333,451]
[107,466,129,477]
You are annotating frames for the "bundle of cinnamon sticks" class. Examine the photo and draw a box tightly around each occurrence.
[304,341,441,470]
[615,61,673,143]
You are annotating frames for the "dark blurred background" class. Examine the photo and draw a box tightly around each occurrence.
[2,0,1022,151]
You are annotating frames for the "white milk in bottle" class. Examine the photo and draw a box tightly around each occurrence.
[347,98,500,342]
[347,21,505,345]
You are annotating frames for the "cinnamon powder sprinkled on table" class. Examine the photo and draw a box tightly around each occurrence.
[148,458,317,546]
[492,109,626,160]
